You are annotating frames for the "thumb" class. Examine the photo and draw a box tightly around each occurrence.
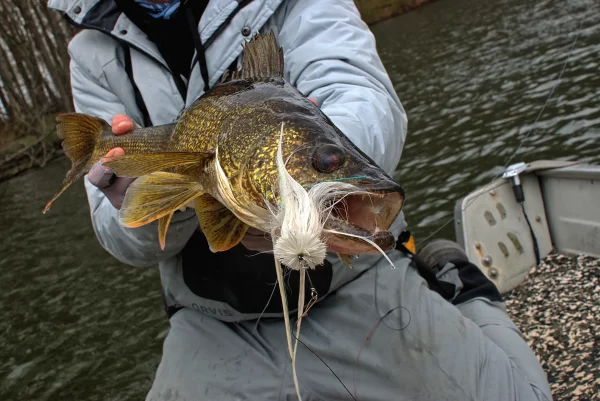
[112,114,135,135]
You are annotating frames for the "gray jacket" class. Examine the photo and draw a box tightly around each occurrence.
[48,0,409,320]
[49,2,552,400]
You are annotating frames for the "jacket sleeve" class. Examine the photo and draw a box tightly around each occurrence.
[276,0,408,175]
[425,259,552,400]
[456,298,552,401]
[70,59,199,267]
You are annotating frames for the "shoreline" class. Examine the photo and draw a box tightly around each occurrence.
[0,0,437,182]
[356,0,439,25]
[0,137,63,183]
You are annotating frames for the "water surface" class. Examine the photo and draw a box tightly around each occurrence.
[1,0,599,399]
[374,0,600,240]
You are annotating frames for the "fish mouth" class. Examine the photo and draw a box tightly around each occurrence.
[322,188,404,255]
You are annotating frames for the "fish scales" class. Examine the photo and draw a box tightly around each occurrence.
[44,31,405,257]
[44,34,408,401]
[169,78,324,207]
[100,124,174,153]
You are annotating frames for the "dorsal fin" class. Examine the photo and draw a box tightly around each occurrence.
[231,31,284,81]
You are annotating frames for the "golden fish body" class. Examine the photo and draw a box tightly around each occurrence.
[44,32,405,256]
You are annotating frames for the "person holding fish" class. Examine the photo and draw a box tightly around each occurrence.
[47,0,551,400]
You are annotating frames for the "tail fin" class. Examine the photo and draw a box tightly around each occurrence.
[43,113,108,214]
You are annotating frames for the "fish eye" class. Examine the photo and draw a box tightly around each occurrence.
[312,144,345,173]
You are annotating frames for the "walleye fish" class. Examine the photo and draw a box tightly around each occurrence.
[43,32,405,260]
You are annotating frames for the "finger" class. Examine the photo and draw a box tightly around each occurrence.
[112,114,134,135]
[308,97,318,106]
[179,199,197,212]
[101,147,126,163]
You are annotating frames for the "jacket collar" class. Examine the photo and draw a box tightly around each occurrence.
[48,0,168,66]
[48,0,255,39]
[48,0,284,93]
[47,0,257,63]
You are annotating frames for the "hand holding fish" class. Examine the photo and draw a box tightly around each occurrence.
[74,112,270,251]
[43,35,406,401]
[92,114,273,251]
[87,114,136,209]
[44,32,403,260]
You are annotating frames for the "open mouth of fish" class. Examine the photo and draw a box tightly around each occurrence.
[322,189,404,255]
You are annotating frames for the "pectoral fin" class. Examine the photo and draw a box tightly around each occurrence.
[157,212,174,251]
[104,151,214,177]
[120,172,203,228]
[337,253,354,268]
[194,194,249,252]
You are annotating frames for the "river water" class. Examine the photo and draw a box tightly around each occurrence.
[1,0,599,399]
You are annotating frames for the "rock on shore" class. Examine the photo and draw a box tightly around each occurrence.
[504,253,600,401]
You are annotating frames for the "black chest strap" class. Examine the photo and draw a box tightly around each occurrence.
[175,230,333,318]
[122,44,153,127]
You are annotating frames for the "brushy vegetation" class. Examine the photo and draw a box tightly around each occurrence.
[0,1,427,181]
[0,1,76,180]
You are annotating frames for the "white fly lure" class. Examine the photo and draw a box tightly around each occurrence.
[215,122,398,400]
[268,123,400,400]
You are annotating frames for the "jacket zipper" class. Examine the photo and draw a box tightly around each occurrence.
[65,19,188,100]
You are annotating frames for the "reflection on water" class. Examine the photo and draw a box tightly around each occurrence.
[1,0,599,399]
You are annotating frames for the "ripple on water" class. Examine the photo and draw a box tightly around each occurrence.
[1,160,166,400]
[376,0,600,240]
[1,0,600,399]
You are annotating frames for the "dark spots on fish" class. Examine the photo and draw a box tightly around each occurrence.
[312,144,346,173]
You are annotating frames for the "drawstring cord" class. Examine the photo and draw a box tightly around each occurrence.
[185,2,210,93]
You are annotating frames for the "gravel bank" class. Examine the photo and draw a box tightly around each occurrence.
[504,253,600,401]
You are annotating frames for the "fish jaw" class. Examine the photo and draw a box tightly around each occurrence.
[322,188,404,254]
[324,227,397,254]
